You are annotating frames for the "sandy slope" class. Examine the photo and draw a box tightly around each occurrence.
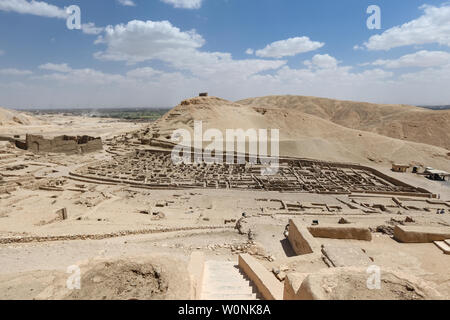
[0,112,145,140]
[237,95,450,151]
[0,107,44,126]
[150,96,450,171]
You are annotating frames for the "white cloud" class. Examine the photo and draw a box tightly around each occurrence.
[0,68,32,75]
[34,66,128,86]
[160,0,203,9]
[0,0,102,36]
[245,48,254,55]
[94,19,286,78]
[13,63,200,108]
[400,63,450,83]
[361,4,450,51]
[1,13,450,107]
[253,37,324,58]
[3,56,450,108]
[126,67,163,79]
[164,50,286,79]
[371,50,450,68]
[304,54,338,69]
[117,0,136,6]
[39,63,72,73]
[94,20,205,63]
[0,0,67,18]
[81,23,104,35]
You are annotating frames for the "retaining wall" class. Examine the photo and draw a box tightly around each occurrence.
[238,254,283,300]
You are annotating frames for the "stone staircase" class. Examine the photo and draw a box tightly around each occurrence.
[434,239,450,254]
[200,260,260,300]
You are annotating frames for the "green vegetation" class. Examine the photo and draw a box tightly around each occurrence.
[91,109,169,121]
[25,108,170,122]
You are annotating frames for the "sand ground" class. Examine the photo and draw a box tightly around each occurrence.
[0,111,449,300]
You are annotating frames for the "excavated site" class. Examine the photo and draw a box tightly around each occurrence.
[0,96,449,300]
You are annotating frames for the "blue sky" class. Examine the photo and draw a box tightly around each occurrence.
[0,0,450,108]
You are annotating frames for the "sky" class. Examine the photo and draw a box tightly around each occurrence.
[0,0,450,108]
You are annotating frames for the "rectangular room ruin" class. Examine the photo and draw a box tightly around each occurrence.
[17,134,103,154]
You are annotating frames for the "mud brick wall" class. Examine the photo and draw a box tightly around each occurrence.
[25,134,102,154]
[80,138,103,153]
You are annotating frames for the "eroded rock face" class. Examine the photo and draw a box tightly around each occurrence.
[66,261,168,300]
[289,267,442,300]
[36,256,191,300]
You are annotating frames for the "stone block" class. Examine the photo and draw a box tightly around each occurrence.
[308,225,372,241]
[394,225,450,243]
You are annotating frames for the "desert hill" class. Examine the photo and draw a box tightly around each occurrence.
[237,95,450,151]
[0,107,41,126]
[149,96,450,171]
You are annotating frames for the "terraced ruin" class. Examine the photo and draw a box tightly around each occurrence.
[71,149,430,196]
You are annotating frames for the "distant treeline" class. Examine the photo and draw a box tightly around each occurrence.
[25,108,170,121]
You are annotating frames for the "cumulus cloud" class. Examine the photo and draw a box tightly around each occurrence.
[252,37,324,58]
[0,0,67,18]
[304,54,338,69]
[160,0,203,9]
[361,4,450,51]
[1,9,450,108]
[94,19,286,78]
[117,0,136,6]
[166,50,286,79]
[371,50,450,68]
[94,20,205,63]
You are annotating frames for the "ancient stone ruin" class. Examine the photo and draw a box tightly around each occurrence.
[71,149,431,197]
[17,134,102,154]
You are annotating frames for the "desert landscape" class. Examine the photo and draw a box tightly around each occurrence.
[0,95,449,301]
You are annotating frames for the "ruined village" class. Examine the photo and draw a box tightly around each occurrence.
[0,95,449,300]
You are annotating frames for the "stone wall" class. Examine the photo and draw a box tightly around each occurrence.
[187,252,205,300]
[394,225,450,243]
[287,219,320,255]
[307,225,372,241]
[24,134,102,154]
[238,254,283,300]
